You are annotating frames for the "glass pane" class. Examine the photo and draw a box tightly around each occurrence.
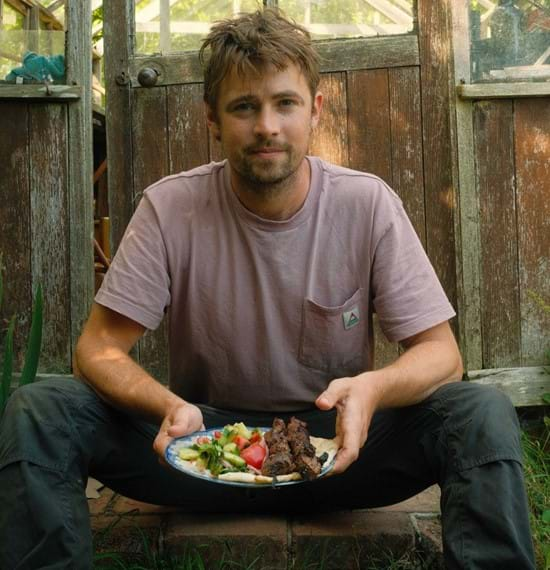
[136,0,259,55]
[280,0,414,39]
[1,3,66,85]
[470,0,550,82]
[135,0,414,55]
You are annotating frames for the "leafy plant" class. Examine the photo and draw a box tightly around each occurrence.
[0,258,43,414]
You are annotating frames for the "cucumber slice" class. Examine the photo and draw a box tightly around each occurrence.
[223,451,246,467]
[223,442,239,454]
[179,448,200,461]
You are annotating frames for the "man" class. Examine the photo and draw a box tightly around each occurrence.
[0,9,535,569]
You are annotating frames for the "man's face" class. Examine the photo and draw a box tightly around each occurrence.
[207,62,322,192]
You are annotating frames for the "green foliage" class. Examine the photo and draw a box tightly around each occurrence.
[19,285,43,387]
[0,261,43,414]
[522,423,550,569]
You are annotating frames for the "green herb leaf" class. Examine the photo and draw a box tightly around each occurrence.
[542,393,550,405]
[542,510,550,524]
[19,285,43,387]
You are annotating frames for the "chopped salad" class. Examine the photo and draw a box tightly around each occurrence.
[177,422,267,476]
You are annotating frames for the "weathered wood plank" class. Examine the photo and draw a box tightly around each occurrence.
[0,102,32,368]
[66,0,94,361]
[347,68,392,183]
[347,68,398,369]
[418,0,457,334]
[29,104,71,372]
[103,1,134,253]
[458,83,550,100]
[388,66,426,245]
[467,367,550,407]
[128,35,419,87]
[514,99,550,366]
[167,83,209,174]
[473,100,521,368]
[132,87,170,384]
[315,34,419,73]
[310,72,348,166]
[0,85,82,100]
[449,0,483,370]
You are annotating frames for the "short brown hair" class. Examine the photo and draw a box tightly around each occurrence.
[199,8,320,112]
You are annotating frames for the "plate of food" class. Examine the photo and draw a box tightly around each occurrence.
[165,417,338,487]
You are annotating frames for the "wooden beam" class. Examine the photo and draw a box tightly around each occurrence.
[135,20,410,36]
[129,34,419,87]
[66,0,95,357]
[47,0,64,13]
[458,82,550,100]
[449,0,483,370]
[467,367,550,407]
[365,0,412,26]
[0,84,81,99]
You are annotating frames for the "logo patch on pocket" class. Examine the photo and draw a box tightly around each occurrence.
[343,307,360,330]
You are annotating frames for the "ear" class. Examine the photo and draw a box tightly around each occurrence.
[206,104,221,141]
[310,91,323,129]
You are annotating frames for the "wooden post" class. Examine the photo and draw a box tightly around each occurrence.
[449,0,483,371]
[103,1,134,252]
[66,0,95,355]
[160,0,171,54]
[28,5,40,53]
[417,0,460,344]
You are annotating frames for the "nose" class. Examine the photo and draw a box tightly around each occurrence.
[253,106,280,138]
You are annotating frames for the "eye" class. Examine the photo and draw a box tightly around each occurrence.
[279,99,296,107]
[233,102,255,112]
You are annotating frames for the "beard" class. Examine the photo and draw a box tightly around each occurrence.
[227,141,304,197]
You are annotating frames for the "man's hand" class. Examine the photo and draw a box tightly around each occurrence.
[153,401,205,462]
[315,376,379,474]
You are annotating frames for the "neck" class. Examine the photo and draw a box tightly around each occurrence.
[230,159,311,221]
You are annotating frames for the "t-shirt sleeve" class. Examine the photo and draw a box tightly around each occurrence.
[371,197,456,343]
[95,193,171,330]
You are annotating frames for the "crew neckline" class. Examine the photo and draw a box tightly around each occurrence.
[223,156,322,232]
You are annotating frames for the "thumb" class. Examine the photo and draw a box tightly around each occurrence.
[315,386,340,410]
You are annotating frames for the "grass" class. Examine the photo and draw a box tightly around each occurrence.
[522,418,550,570]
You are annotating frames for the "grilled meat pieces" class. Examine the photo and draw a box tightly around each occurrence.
[262,418,295,476]
[261,417,322,480]
[287,417,322,480]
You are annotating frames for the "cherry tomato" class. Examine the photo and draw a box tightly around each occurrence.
[213,431,222,439]
[196,436,211,444]
[240,442,267,469]
[233,435,249,450]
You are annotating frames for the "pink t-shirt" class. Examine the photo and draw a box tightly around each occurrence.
[96,157,455,411]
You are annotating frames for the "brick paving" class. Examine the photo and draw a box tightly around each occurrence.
[90,484,443,568]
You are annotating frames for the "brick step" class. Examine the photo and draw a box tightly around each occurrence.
[90,486,443,569]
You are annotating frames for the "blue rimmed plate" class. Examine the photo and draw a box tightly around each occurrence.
[165,426,337,488]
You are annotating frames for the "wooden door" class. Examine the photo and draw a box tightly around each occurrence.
[103,1,458,384]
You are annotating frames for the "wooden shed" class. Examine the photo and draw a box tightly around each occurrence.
[1,0,549,403]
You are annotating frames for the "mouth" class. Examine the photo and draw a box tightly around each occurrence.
[248,146,286,156]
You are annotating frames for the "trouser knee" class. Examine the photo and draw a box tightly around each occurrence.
[424,382,523,477]
[0,377,97,474]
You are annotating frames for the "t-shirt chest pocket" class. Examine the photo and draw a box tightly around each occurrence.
[298,288,364,373]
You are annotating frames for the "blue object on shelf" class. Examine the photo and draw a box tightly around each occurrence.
[5,52,65,83]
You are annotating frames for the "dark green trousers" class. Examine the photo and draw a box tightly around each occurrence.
[0,377,535,569]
